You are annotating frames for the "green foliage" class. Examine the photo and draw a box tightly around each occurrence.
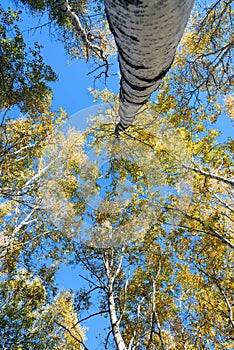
[0,270,85,349]
[0,7,86,348]
[12,0,113,61]
[0,8,57,113]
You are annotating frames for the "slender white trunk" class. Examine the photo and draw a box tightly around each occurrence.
[104,252,127,350]
[108,290,127,350]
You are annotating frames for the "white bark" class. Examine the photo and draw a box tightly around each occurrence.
[183,164,234,186]
[108,291,127,350]
[104,0,194,131]
[56,0,105,58]
[103,252,127,350]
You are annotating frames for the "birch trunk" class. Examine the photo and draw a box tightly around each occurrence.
[103,252,127,350]
[108,290,127,350]
[104,0,194,131]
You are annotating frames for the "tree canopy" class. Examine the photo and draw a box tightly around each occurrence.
[0,1,233,349]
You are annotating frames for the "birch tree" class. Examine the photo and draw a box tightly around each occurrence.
[104,0,194,133]
[0,9,87,347]
[0,270,86,349]
[66,88,233,348]
[0,1,233,350]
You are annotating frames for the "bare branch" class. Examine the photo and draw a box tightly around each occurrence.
[213,193,234,213]
[13,206,39,235]
[78,310,109,324]
[55,320,88,350]
[24,153,62,189]
[104,328,113,349]
[73,245,108,288]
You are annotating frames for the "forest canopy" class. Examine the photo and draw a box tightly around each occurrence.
[0,1,233,349]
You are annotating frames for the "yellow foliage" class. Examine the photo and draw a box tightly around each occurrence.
[225,95,234,119]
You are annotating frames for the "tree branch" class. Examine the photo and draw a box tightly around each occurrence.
[183,164,234,186]
[56,0,107,62]
[213,193,234,213]
[128,296,145,350]
[55,320,88,350]
[184,213,234,249]
[78,310,109,324]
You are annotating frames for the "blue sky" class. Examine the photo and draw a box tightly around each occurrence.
[4,0,119,115]
[19,11,119,116]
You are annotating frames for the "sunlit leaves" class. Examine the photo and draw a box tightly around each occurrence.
[173,0,233,104]
[0,9,57,113]
[225,95,234,119]
[0,270,85,349]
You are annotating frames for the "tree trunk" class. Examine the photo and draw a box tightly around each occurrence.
[108,291,127,350]
[104,0,194,131]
